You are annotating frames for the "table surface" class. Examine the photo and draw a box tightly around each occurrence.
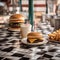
[0,27,60,60]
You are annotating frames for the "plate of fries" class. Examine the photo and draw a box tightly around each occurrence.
[48,29,60,43]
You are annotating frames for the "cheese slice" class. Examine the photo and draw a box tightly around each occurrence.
[29,39,37,43]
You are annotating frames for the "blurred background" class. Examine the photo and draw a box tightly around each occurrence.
[0,0,60,30]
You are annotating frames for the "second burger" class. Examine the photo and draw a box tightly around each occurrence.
[8,14,25,31]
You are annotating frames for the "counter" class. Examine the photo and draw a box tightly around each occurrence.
[0,27,60,60]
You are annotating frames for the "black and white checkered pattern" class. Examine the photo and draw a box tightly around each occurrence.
[0,28,60,60]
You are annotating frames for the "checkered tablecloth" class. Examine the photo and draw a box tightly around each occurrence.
[0,28,60,60]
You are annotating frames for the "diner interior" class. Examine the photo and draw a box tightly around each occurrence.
[0,0,60,60]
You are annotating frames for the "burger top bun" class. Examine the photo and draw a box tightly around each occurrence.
[9,14,25,23]
[27,32,43,39]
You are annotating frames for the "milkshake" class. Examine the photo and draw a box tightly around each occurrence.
[21,24,32,38]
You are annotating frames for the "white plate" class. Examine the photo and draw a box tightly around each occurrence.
[21,38,48,45]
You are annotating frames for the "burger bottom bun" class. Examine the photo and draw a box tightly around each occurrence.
[8,27,21,31]
[0,25,5,28]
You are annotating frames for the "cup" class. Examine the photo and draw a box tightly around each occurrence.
[21,24,32,38]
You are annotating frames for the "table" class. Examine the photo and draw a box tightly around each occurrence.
[0,28,60,60]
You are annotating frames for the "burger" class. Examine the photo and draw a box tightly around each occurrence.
[9,14,25,31]
[27,32,44,43]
